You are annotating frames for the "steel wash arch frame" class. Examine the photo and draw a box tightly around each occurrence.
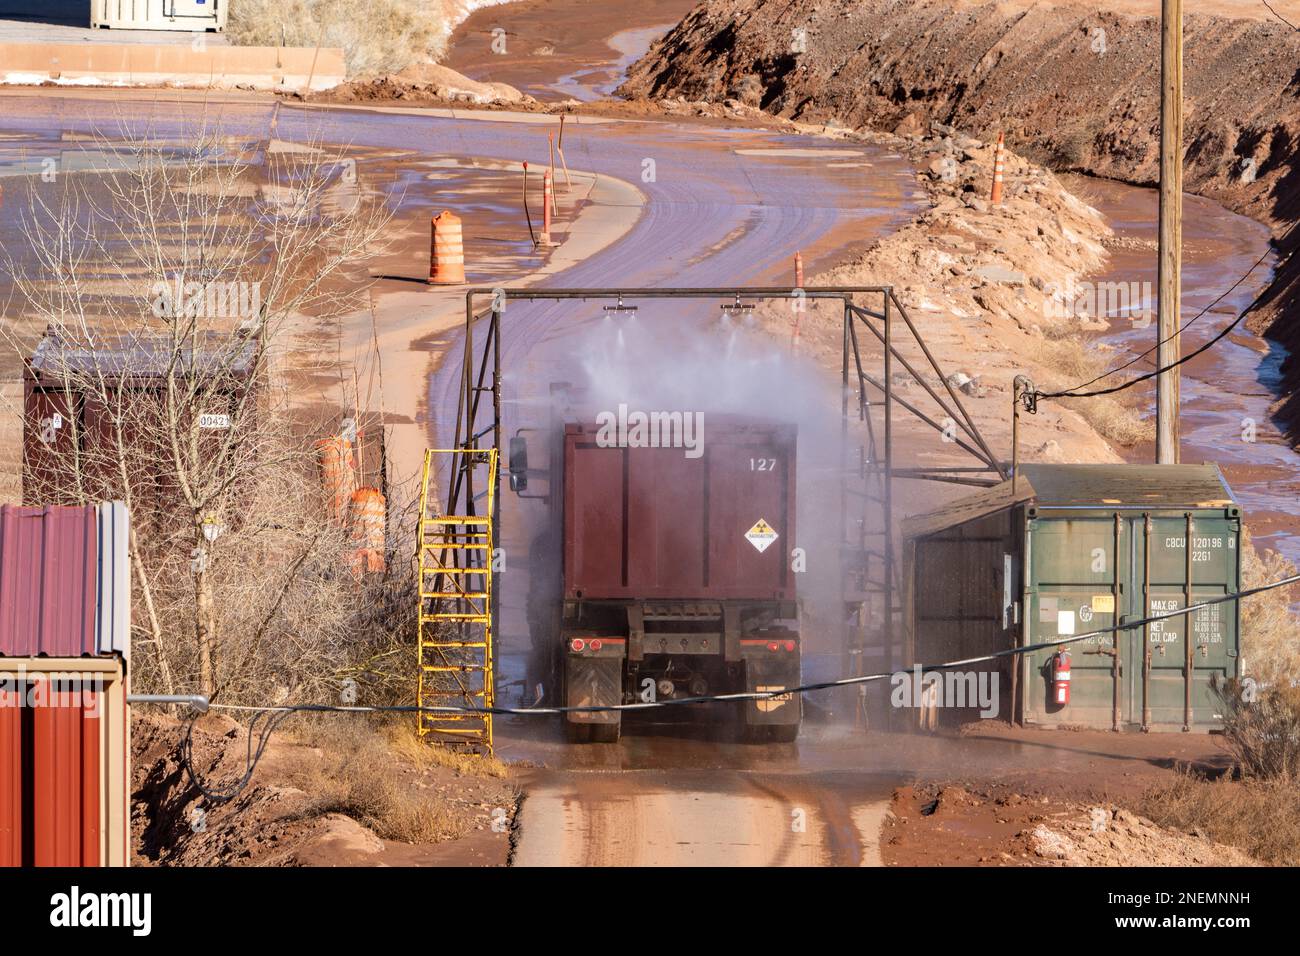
[437,288,1005,726]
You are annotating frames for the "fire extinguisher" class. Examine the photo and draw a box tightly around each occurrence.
[1051,649,1071,706]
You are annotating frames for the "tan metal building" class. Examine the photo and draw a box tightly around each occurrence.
[93,0,227,32]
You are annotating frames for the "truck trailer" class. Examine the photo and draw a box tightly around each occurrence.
[510,410,801,743]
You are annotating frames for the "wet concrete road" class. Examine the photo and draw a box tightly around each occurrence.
[513,766,891,866]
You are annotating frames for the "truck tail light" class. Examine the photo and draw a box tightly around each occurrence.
[767,641,779,652]
[784,640,796,652]
[570,638,585,652]
[590,639,603,652]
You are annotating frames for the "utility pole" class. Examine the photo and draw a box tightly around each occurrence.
[1156,0,1183,464]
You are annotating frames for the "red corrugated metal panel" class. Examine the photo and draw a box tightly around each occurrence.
[0,505,98,658]
[0,690,21,867]
[33,681,100,867]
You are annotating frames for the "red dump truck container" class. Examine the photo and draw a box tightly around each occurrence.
[562,420,796,601]
[512,416,801,744]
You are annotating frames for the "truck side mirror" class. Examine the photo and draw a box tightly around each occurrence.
[509,435,528,493]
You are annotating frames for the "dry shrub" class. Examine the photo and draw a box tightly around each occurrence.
[229,0,479,77]
[1060,393,1151,446]
[1240,526,1300,685]
[286,720,489,843]
[1142,770,1300,865]
[1213,677,1300,781]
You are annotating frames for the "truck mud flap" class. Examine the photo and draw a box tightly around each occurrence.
[742,660,801,728]
[565,656,622,726]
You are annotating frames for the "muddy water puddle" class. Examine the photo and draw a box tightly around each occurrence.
[549,25,675,102]
[1063,175,1295,564]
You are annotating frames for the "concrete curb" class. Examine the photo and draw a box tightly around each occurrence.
[0,42,346,91]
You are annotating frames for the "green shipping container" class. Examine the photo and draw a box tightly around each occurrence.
[901,464,1240,732]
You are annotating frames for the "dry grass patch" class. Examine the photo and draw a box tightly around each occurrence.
[1240,527,1300,685]
[283,719,508,844]
[229,0,462,77]
[1028,334,1151,446]
[1142,771,1300,866]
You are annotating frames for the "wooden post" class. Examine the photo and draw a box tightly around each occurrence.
[1156,0,1183,464]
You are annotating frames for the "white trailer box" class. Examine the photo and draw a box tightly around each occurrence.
[93,0,227,32]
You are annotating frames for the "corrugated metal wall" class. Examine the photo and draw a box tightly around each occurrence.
[32,682,101,867]
[0,505,98,658]
[0,504,129,660]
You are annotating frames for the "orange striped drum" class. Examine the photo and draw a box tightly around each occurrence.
[314,436,357,525]
[347,487,386,577]
[430,210,465,284]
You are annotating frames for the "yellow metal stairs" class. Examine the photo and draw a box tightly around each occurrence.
[416,449,497,753]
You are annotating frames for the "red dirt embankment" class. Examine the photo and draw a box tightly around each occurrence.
[131,714,518,866]
[619,0,1300,434]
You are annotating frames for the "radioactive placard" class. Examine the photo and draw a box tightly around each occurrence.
[745,518,779,553]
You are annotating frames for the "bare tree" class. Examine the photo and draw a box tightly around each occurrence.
[1,120,415,703]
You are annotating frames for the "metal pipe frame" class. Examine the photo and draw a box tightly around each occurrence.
[440,286,1004,703]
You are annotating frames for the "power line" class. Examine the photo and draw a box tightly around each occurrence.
[1049,247,1273,396]
[1038,266,1272,400]
[1261,0,1300,31]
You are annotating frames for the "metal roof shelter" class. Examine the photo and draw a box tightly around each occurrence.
[901,464,1237,540]
[0,503,131,867]
[902,463,1241,733]
[23,328,261,508]
[27,327,257,385]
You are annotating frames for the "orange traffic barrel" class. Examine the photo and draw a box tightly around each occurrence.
[990,132,1006,205]
[314,436,357,525]
[429,210,465,284]
[349,487,386,550]
[346,487,386,578]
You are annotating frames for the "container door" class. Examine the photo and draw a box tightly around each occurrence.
[1134,515,1240,728]
[23,389,81,504]
[1024,516,1122,727]
[565,441,626,596]
[0,683,21,867]
[0,679,101,867]
[32,680,101,867]
[627,446,706,594]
